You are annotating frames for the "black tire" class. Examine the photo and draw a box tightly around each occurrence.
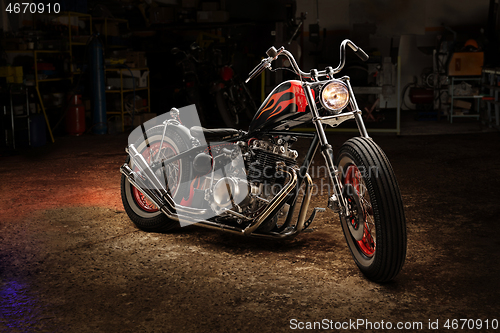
[336,137,406,282]
[216,89,238,128]
[120,125,192,232]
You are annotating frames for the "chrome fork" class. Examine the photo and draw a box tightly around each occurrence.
[302,79,369,217]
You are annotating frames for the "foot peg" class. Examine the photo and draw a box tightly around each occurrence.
[303,207,325,231]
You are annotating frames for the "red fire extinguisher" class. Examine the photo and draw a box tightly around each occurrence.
[66,94,85,136]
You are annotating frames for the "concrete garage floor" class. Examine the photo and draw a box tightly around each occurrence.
[1,129,500,332]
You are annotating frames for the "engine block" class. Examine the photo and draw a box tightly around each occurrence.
[247,140,297,186]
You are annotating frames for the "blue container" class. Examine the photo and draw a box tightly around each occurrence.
[30,114,46,147]
[88,36,107,135]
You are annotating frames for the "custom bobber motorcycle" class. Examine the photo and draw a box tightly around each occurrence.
[120,40,407,282]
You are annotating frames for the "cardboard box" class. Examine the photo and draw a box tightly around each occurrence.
[201,1,219,11]
[123,70,149,88]
[448,52,484,76]
[13,66,23,76]
[182,0,199,8]
[13,66,23,83]
[142,113,156,123]
[124,112,155,128]
[126,51,147,68]
[107,77,138,89]
[95,22,120,37]
[448,97,472,110]
[124,114,143,128]
[197,10,229,23]
[0,66,14,77]
[132,96,143,109]
[150,7,176,24]
[72,35,91,44]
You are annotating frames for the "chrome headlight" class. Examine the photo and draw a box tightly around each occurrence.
[320,80,350,114]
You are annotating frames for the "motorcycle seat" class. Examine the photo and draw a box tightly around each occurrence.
[190,126,241,141]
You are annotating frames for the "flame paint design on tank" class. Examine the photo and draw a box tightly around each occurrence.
[255,81,311,121]
[249,81,315,132]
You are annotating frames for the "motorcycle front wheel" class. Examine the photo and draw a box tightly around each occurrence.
[216,89,238,128]
[336,137,407,282]
[121,125,191,232]
[239,84,258,121]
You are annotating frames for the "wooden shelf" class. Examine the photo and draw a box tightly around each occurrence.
[482,69,500,128]
[105,87,149,93]
[38,78,72,82]
[105,65,151,132]
[449,77,481,123]
[105,68,150,72]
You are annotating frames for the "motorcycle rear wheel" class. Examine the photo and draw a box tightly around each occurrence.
[121,126,191,232]
[337,137,406,282]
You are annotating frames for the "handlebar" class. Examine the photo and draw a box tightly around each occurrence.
[353,47,369,62]
[246,58,271,83]
[245,46,284,83]
[245,39,369,83]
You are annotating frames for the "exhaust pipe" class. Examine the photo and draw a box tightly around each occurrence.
[122,147,312,238]
[122,146,209,217]
[120,164,178,220]
[243,166,298,235]
[128,144,171,200]
[123,162,314,239]
[294,173,313,232]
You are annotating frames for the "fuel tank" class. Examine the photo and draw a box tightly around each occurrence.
[248,80,314,132]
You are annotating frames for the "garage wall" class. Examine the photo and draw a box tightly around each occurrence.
[297,0,489,34]
[425,1,489,27]
[294,0,489,108]
[296,0,350,31]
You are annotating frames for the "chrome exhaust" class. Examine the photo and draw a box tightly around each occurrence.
[243,166,298,235]
[199,172,312,239]
[248,173,313,239]
[294,173,313,232]
[120,164,178,220]
[122,148,312,238]
[121,162,209,218]
[127,144,208,216]
[128,144,171,200]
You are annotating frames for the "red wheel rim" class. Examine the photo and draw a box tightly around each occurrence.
[131,141,181,213]
[132,189,159,212]
[345,165,376,257]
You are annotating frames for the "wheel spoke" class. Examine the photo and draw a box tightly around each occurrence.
[344,164,376,257]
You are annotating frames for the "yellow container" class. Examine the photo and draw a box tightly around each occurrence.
[0,66,14,77]
[13,66,23,77]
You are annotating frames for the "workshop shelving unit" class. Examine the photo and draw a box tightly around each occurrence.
[92,17,129,49]
[105,67,150,131]
[4,12,93,142]
[4,49,72,143]
[1,87,31,149]
[482,68,500,128]
[28,12,92,142]
[448,76,481,123]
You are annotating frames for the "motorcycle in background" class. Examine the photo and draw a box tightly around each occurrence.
[211,47,258,127]
[171,43,208,126]
[172,42,257,128]
[120,39,407,283]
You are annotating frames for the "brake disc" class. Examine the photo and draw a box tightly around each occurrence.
[342,183,365,241]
